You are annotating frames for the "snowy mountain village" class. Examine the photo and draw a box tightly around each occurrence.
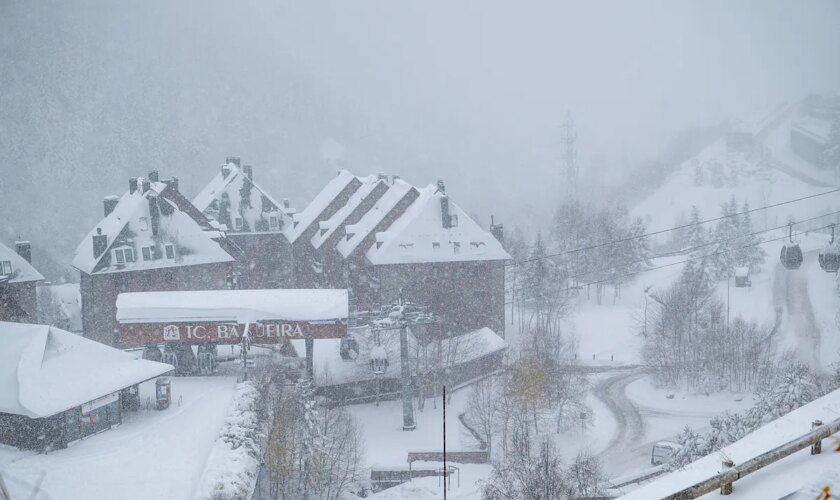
[2,96,840,500]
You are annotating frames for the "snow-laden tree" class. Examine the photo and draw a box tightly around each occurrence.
[521,232,567,333]
[747,361,821,426]
[824,117,840,170]
[684,205,707,253]
[738,202,766,273]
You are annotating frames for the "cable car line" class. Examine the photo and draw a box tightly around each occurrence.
[571,222,838,290]
[511,187,840,267]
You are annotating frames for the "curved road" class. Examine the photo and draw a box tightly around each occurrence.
[592,368,647,470]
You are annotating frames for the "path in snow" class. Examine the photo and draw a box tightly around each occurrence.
[774,254,823,371]
[592,367,647,472]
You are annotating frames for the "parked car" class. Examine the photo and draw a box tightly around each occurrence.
[651,440,683,465]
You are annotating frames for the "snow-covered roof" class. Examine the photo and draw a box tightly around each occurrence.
[193,162,294,235]
[116,289,348,324]
[72,180,234,275]
[284,170,359,243]
[0,241,44,284]
[792,116,832,143]
[310,176,384,249]
[336,181,415,258]
[0,322,172,418]
[366,185,511,265]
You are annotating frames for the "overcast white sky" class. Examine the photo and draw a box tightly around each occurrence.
[1,0,840,272]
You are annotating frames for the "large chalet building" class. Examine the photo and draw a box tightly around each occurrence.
[0,240,43,323]
[290,171,510,336]
[192,157,296,289]
[72,172,240,346]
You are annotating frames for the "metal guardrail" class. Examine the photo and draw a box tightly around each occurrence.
[663,417,840,499]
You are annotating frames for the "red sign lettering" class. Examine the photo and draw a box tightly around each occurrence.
[120,320,347,346]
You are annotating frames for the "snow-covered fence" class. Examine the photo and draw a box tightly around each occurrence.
[193,382,265,500]
[663,417,840,499]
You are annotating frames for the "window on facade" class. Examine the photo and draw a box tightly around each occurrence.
[0,260,11,275]
[269,215,278,230]
[234,217,244,230]
[453,242,461,254]
[139,217,149,230]
[112,247,134,265]
[432,242,440,251]
[164,243,175,259]
[141,246,153,261]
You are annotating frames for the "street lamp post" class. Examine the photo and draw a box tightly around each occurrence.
[370,342,388,407]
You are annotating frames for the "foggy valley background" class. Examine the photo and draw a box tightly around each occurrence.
[2,0,840,280]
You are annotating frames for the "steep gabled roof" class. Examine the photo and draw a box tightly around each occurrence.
[72,180,234,275]
[0,241,44,284]
[366,185,511,265]
[285,170,360,243]
[336,180,416,258]
[0,322,172,418]
[310,175,384,250]
[193,161,294,234]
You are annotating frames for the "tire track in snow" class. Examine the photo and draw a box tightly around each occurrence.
[592,368,647,469]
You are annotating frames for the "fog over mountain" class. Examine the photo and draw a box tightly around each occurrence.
[2,0,839,280]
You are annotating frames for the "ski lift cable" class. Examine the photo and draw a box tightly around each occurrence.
[511,187,840,267]
[554,208,840,284]
[573,222,838,290]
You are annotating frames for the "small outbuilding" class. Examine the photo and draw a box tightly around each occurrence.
[0,322,173,450]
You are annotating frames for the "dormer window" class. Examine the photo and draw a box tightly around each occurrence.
[432,242,440,251]
[164,243,176,259]
[269,215,279,230]
[112,247,135,265]
[453,242,461,254]
[0,260,11,275]
[139,217,149,231]
[234,217,244,231]
[141,246,155,261]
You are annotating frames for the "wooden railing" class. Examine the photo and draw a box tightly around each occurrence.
[664,417,840,499]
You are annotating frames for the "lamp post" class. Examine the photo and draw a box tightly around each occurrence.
[370,344,388,407]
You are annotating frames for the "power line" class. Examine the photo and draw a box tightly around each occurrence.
[575,222,836,290]
[512,187,840,267]
[553,209,840,285]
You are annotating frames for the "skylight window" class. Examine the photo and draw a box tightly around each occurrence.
[0,260,11,275]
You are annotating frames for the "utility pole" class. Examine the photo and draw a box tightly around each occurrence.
[560,111,578,202]
[398,293,416,431]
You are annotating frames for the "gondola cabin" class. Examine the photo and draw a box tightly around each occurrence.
[734,267,751,287]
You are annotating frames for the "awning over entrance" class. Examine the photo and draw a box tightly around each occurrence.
[116,289,349,345]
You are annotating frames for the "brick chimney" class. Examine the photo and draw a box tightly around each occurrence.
[92,228,108,259]
[225,156,241,168]
[142,179,151,193]
[148,195,160,236]
[283,198,290,209]
[129,177,138,194]
[103,196,119,217]
[243,165,253,181]
[148,170,159,182]
[165,177,179,192]
[14,241,31,263]
[490,215,504,243]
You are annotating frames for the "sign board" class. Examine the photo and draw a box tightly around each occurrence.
[120,319,347,346]
[81,392,120,414]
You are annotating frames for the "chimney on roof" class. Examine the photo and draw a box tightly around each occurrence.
[440,196,451,229]
[490,215,504,243]
[437,180,446,193]
[243,165,253,181]
[221,164,231,178]
[129,177,138,194]
[103,196,119,217]
[392,175,400,183]
[167,177,179,192]
[148,170,159,182]
[283,198,290,209]
[14,241,31,263]
[142,179,151,193]
[148,194,160,236]
[226,156,241,168]
[92,228,108,259]
[378,173,388,183]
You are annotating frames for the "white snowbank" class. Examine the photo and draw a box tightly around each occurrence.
[193,381,264,500]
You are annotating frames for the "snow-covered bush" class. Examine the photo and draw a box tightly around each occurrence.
[194,381,265,500]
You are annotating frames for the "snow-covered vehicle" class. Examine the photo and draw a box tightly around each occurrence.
[651,441,682,465]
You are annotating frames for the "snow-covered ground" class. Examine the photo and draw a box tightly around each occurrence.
[618,387,840,499]
[0,376,237,500]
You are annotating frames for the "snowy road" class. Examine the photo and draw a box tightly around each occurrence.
[592,368,647,472]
